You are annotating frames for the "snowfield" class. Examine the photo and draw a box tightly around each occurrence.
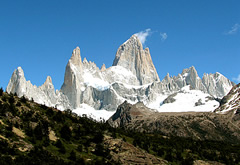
[148,86,219,112]
[72,104,115,121]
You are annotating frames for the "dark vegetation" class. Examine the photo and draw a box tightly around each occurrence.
[0,88,240,164]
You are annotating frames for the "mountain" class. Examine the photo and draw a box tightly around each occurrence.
[6,35,234,118]
[108,100,240,143]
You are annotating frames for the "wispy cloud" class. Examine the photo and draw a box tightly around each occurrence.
[135,28,151,44]
[226,23,240,35]
[160,32,168,41]
[233,74,240,83]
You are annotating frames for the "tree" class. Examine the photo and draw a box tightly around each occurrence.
[55,139,63,148]
[6,123,14,138]
[34,123,43,140]
[0,87,3,96]
[69,150,76,161]
[53,111,65,122]
[55,139,66,154]
[94,143,105,156]
[60,124,71,141]
[8,95,15,105]
[77,144,83,152]
[20,95,27,103]
[93,131,104,143]
[133,139,137,147]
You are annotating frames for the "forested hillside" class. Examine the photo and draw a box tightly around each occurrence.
[0,88,239,164]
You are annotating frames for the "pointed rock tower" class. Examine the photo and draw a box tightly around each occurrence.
[7,67,29,96]
[113,35,160,85]
[181,66,206,91]
[61,47,84,108]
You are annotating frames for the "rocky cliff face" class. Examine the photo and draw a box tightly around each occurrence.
[6,35,234,114]
[202,72,234,98]
[113,35,160,85]
[61,47,84,108]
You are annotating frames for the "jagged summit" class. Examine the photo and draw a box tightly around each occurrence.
[6,67,26,95]
[70,46,82,67]
[16,67,25,77]
[112,35,160,85]
[43,76,53,85]
[100,63,106,71]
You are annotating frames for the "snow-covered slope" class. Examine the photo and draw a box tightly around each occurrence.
[148,86,219,112]
[72,104,115,121]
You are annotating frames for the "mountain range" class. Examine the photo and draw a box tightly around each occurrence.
[6,35,235,120]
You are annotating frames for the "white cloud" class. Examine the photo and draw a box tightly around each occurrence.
[160,32,167,41]
[135,28,151,44]
[226,23,240,35]
[233,74,240,83]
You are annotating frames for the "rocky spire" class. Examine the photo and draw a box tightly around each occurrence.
[100,63,106,71]
[180,66,204,90]
[112,35,160,85]
[70,46,82,67]
[43,76,52,85]
[61,47,85,108]
[6,67,27,95]
[163,73,171,83]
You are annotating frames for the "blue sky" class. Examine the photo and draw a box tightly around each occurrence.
[0,0,239,90]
